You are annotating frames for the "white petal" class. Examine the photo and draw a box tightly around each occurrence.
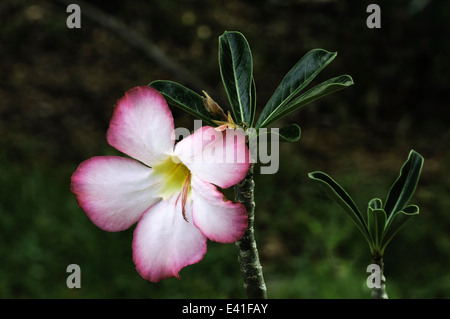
[132,195,207,282]
[174,126,251,188]
[191,176,248,243]
[107,86,175,166]
[71,156,161,231]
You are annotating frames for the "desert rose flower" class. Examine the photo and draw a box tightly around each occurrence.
[71,86,250,282]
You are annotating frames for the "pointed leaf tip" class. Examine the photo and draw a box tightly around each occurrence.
[263,74,353,126]
[384,150,424,219]
[256,49,342,128]
[272,124,302,142]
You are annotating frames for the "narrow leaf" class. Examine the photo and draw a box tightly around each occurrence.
[367,207,387,254]
[308,171,372,247]
[278,124,301,142]
[256,49,338,128]
[250,77,257,127]
[149,80,217,126]
[264,75,354,126]
[218,31,254,126]
[381,205,419,254]
[257,124,301,142]
[384,150,424,219]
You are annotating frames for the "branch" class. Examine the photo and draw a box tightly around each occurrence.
[234,165,267,299]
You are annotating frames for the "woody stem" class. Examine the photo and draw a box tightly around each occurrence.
[234,164,267,299]
[371,253,388,299]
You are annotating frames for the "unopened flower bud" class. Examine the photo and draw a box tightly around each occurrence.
[202,90,228,120]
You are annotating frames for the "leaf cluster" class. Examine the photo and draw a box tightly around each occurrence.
[308,150,424,256]
[149,31,353,140]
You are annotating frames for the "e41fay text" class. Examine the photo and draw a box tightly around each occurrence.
[182,303,268,316]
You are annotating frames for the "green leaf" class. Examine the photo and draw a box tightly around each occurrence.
[250,77,257,127]
[264,75,354,126]
[149,80,217,126]
[308,171,372,249]
[256,124,301,143]
[256,49,338,128]
[367,207,387,254]
[380,205,419,254]
[384,150,424,220]
[277,124,302,142]
[247,124,301,159]
[218,31,254,126]
[368,198,383,210]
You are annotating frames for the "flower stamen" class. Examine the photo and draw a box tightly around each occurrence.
[178,172,192,222]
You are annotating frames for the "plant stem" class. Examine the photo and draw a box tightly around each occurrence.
[371,254,388,299]
[234,165,267,299]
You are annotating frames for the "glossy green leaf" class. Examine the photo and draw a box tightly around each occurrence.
[218,31,254,126]
[381,205,419,254]
[308,171,372,248]
[256,49,338,128]
[264,75,354,126]
[257,124,301,142]
[278,124,301,142]
[149,80,217,126]
[384,150,424,220]
[247,124,301,158]
[250,77,256,127]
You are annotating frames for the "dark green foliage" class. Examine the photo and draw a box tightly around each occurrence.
[150,31,353,136]
[309,150,424,256]
[218,31,255,127]
[149,80,218,127]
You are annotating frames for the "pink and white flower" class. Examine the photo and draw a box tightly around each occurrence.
[71,86,250,282]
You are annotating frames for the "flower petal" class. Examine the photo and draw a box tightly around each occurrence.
[132,195,207,282]
[107,86,175,166]
[71,156,161,232]
[191,176,248,243]
[174,126,251,189]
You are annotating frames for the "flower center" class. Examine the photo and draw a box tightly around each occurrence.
[152,155,191,201]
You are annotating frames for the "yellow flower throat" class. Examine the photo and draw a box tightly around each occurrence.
[152,155,191,221]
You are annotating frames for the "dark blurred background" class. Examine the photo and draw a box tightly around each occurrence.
[1,0,449,298]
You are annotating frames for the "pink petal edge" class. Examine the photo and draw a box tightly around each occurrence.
[71,156,161,232]
[132,195,207,282]
[174,126,251,189]
[191,175,248,243]
[106,86,175,167]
